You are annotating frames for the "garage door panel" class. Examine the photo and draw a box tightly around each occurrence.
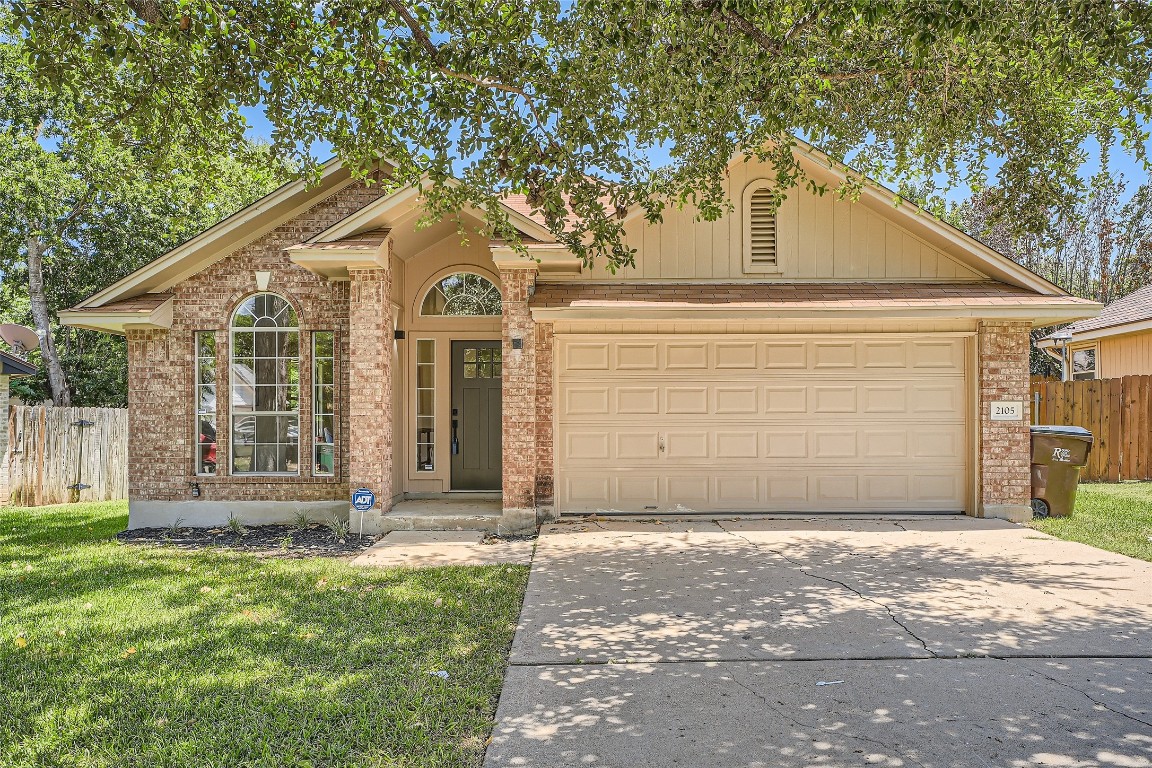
[764,342,807,369]
[616,387,660,414]
[812,386,857,413]
[556,334,969,514]
[666,342,709,369]
[563,387,610,416]
[813,341,857,368]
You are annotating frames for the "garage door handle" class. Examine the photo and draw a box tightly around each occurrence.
[659,435,665,453]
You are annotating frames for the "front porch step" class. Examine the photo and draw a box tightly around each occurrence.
[378,498,507,533]
[380,511,505,533]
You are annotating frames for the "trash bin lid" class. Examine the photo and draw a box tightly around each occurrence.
[1031,424,1093,439]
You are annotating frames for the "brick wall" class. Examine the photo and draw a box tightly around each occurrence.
[534,322,554,506]
[348,252,395,511]
[978,320,1032,515]
[0,375,8,504]
[500,268,538,511]
[126,179,387,504]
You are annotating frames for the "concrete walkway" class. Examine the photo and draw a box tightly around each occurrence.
[351,530,533,568]
[485,517,1152,767]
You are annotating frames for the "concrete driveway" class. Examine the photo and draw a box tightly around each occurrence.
[485,517,1152,767]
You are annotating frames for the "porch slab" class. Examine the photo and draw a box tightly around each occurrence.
[378,498,507,533]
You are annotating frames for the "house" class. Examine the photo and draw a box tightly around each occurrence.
[1,350,36,504]
[1036,284,1152,381]
[59,146,1100,531]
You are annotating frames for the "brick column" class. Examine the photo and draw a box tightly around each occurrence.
[500,267,539,531]
[978,320,1032,521]
[348,258,394,521]
[0,375,9,504]
[125,327,185,510]
[534,321,556,518]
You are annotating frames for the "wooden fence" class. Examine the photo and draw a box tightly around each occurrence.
[1030,375,1152,482]
[5,406,128,506]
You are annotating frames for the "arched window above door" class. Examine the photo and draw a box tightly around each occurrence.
[420,273,502,316]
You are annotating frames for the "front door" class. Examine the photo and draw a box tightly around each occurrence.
[451,341,502,490]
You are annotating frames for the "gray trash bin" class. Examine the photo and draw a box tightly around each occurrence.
[1030,425,1093,518]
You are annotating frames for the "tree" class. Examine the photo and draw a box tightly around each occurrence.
[10,2,1152,270]
[952,170,1152,375]
[0,26,287,406]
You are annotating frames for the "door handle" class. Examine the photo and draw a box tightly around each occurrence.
[659,434,665,453]
[452,418,459,455]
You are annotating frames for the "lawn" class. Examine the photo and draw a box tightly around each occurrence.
[1029,481,1152,563]
[0,501,529,768]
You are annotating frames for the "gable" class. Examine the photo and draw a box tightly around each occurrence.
[568,159,988,283]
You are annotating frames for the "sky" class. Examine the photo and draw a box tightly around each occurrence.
[242,106,1151,204]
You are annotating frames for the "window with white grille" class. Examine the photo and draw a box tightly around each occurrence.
[743,182,780,273]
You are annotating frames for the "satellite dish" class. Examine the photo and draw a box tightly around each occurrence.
[0,324,39,357]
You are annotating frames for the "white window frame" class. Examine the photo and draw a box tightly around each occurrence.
[415,339,435,472]
[229,293,301,476]
[194,331,217,476]
[742,179,782,275]
[312,331,335,477]
[1069,344,1098,381]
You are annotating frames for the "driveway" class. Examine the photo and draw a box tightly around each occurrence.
[485,517,1152,767]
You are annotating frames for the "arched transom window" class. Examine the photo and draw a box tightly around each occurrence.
[230,293,300,474]
[420,273,502,316]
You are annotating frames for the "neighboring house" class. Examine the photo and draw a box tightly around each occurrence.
[1036,285,1152,381]
[0,350,36,505]
[59,146,1099,531]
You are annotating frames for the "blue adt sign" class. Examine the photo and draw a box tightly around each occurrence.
[351,487,376,512]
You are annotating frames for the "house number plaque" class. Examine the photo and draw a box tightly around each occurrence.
[990,401,1024,421]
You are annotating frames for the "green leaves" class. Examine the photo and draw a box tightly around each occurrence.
[6,1,1152,271]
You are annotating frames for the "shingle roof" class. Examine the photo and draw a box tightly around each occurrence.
[1,349,36,376]
[1059,284,1152,336]
[531,282,1097,310]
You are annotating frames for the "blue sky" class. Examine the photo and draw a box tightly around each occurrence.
[239,105,1150,204]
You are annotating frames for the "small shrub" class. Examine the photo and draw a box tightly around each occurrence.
[167,517,185,538]
[279,535,294,550]
[226,514,247,537]
[292,509,311,531]
[324,513,349,543]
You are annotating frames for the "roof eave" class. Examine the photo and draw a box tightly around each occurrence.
[1037,316,1152,347]
[59,296,175,336]
[531,301,1101,324]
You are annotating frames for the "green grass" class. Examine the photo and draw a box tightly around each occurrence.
[0,501,529,768]
[1029,482,1152,562]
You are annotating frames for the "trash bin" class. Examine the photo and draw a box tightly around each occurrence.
[1030,425,1093,518]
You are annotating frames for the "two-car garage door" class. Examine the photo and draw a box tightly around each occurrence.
[555,334,970,514]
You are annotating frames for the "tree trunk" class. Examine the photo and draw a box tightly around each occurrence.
[25,236,71,406]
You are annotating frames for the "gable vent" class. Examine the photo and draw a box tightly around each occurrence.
[748,188,777,268]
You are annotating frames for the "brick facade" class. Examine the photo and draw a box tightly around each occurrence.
[107,172,1044,530]
[125,179,386,507]
[500,268,538,518]
[348,253,395,514]
[977,320,1033,519]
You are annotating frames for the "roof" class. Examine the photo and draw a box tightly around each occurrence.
[530,282,1099,324]
[1057,284,1152,337]
[1,350,36,377]
[57,292,175,335]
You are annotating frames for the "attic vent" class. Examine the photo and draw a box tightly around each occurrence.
[747,188,777,269]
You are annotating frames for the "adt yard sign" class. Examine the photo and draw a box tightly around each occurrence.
[351,488,376,511]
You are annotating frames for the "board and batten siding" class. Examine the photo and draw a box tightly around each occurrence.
[562,159,988,283]
[1099,331,1152,379]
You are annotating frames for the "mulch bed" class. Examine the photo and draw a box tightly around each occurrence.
[116,524,382,557]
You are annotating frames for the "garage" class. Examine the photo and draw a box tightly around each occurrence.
[555,333,970,514]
